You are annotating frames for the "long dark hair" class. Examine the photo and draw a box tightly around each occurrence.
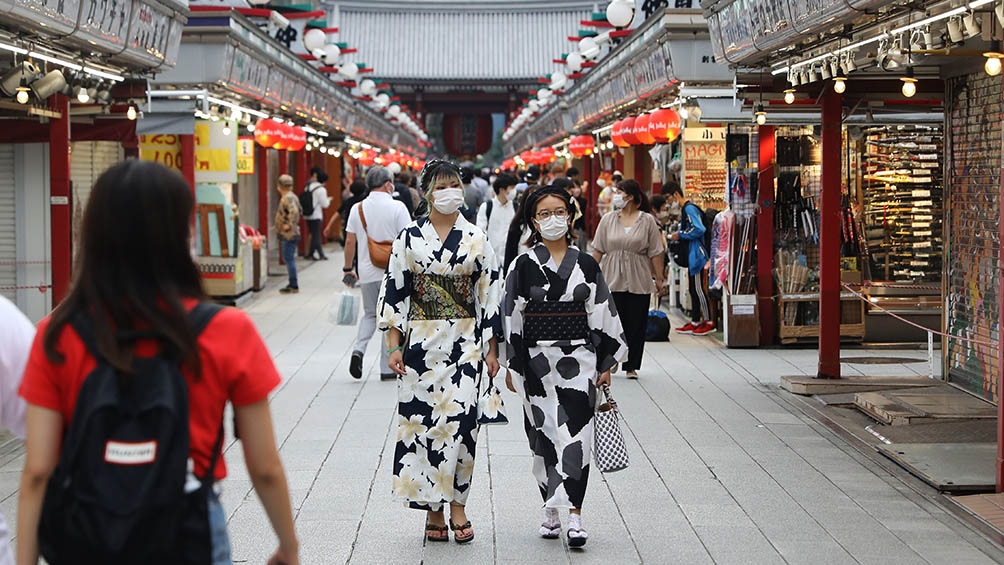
[618,179,651,212]
[44,160,207,375]
[523,186,574,247]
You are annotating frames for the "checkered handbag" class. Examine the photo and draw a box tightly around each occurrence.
[593,384,629,473]
[477,379,509,426]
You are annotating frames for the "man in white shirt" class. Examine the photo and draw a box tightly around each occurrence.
[344,166,411,381]
[304,166,332,261]
[476,173,517,269]
[0,296,32,564]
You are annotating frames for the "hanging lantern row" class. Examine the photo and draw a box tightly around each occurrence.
[610,109,681,148]
[519,147,557,165]
[254,118,308,151]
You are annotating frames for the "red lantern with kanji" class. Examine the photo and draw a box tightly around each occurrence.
[286,126,307,151]
[358,149,376,167]
[611,119,630,148]
[569,135,595,157]
[634,113,656,145]
[254,118,282,148]
[649,108,682,144]
[539,147,556,163]
[621,116,640,145]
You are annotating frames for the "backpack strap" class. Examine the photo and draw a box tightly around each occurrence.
[201,422,226,487]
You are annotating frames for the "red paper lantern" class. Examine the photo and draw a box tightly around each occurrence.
[621,116,640,146]
[611,119,630,148]
[569,135,595,157]
[539,147,556,163]
[358,149,376,167]
[254,118,282,148]
[649,108,682,144]
[286,126,307,152]
[634,113,656,145]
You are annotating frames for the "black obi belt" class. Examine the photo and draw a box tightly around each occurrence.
[410,273,477,320]
[523,301,589,344]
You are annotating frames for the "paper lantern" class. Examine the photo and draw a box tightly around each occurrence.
[649,108,682,143]
[358,149,376,167]
[634,113,656,145]
[539,147,556,163]
[286,126,307,151]
[320,44,341,65]
[621,116,640,145]
[303,29,326,52]
[566,51,584,73]
[569,135,595,157]
[271,122,291,150]
[254,118,284,148]
[611,119,630,148]
[606,0,635,28]
[359,79,377,97]
[338,63,358,81]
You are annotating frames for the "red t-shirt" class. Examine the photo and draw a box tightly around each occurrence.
[19,301,281,480]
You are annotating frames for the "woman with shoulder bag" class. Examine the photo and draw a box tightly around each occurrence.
[504,186,627,547]
[17,161,298,565]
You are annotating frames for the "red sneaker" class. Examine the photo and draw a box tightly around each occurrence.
[675,322,697,334]
[692,322,716,336]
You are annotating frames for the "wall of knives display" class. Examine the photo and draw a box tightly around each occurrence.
[859,125,943,283]
[774,127,825,291]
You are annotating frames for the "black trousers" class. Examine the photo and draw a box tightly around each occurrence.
[689,271,710,323]
[612,291,650,372]
[306,219,325,258]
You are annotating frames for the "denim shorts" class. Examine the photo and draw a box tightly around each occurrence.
[208,487,232,565]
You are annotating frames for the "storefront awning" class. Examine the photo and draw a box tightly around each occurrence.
[695,98,750,123]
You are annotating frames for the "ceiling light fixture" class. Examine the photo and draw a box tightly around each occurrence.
[784,88,796,104]
[901,67,918,97]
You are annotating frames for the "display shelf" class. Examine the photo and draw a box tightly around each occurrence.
[777,292,865,344]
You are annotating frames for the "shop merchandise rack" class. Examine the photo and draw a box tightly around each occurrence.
[860,125,944,283]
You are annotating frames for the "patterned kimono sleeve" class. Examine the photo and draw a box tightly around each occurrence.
[502,261,528,377]
[378,229,413,336]
[476,235,503,352]
[587,266,629,373]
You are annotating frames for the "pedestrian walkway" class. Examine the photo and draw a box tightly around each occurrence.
[2,245,1001,564]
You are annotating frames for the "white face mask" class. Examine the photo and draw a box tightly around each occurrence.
[432,187,465,215]
[612,193,627,210]
[536,215,569,241]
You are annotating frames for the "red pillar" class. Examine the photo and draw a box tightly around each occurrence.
[294,150,310,256]
[614,150,624,176]
[818,89,842,379]
[757,126,776,346]
[257,144,269,232]
[49,94,71,305]
[180,135,196,190]
[997,70,1004,490]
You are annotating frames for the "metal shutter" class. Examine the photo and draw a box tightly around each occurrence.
[70,141,123,249]
[944,73,1001,402]
[0,145,14,302]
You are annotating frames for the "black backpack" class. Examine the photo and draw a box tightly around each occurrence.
[39,303,223,565]
[703,208,720,256]
[299,184,319,216]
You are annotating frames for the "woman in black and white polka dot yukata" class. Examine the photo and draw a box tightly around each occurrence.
[503,187,627,547]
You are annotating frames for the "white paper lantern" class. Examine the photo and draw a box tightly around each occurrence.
[321,44,341,65]
[303,29,327,52]
[528,100,540,112]
[387,105,402,117]
[550,71,569,91]
[375,93,390,108]
[339,63,359,81]
[606,0,634,28]
[537,88,552,102]
[566,51,584,72]
[579,37,601,60]
[359,79,377,96]
[312,48,326,59]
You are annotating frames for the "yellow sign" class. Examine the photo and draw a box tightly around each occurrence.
[195,120,238,184]
[138,134,182,171]
[237,138,255,175]
[196,149,232,173]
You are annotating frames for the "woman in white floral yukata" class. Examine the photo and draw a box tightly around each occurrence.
[378,159,502,544]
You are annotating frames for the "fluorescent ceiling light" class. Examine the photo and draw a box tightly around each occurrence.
[678,86,736,98]
[82,66,124,82]
[891,7,967,35]
[29,52,82,71]
[205,95,268,118]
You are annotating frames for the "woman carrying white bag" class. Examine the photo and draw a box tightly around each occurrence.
[503,186,628,547]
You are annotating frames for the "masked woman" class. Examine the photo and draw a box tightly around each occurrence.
[503,186,627,547]
[378,159,502,544]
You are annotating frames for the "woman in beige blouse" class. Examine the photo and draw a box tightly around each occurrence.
[591,179,666,379]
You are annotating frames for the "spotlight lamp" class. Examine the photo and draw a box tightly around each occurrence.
[754,104,767,125]
[964,11,981,38]
[901,67,918,98]
[820,63,832,81]
[841,53,857,74]
[0,61,39,98]
[30,69,66,101]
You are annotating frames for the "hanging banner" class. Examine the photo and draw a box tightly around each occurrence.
[139,133,182,171]
[237,137,255,175]
[194,120,238,184]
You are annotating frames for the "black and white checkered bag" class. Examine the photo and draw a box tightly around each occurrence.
[594,384,629,473]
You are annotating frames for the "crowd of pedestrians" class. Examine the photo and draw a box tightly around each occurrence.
[0,154,716,562]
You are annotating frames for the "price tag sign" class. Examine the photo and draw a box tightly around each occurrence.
[139,134,182,171]
[237,138,255,175]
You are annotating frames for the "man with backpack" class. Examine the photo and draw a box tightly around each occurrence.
[665,184,713,336]
[476,173,517,266]
[300,166,331,261]
[343,166,411,381]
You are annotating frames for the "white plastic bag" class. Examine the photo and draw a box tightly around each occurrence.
[329,291,359,326]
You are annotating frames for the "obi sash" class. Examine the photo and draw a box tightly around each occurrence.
[410,273,477,320]
[523,300,589,344]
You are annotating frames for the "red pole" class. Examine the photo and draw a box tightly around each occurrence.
[278,150,288,175]
[257,144,269,232]
[997,69,1004,490]
[818,89,842,379]
[295,150,309,257]
[48,94,71,305]
[180,135,196,190]
[757,125,776,346]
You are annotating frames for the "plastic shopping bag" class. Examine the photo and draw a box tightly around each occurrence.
[329,290,360,326]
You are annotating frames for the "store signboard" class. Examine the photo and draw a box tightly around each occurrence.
[634,46,670,99]
[194,120,238,185]
[139,133,182,171]
[0,0,81,36]
[69,0,133,53]
[228,47,270,99]
[237,137,255,175]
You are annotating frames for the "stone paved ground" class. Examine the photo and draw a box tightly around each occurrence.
[2,245,1002,564]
